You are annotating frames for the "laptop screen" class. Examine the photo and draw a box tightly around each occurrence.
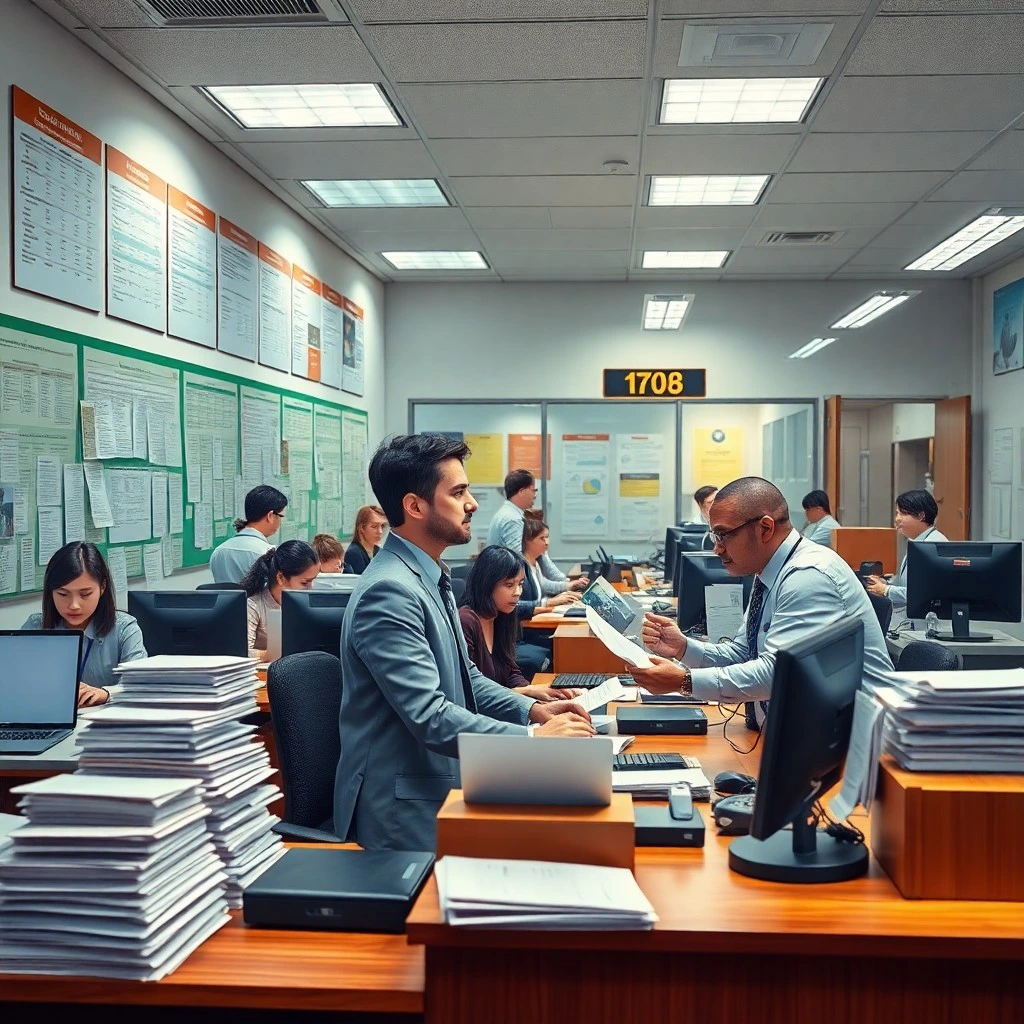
[0,631,81,727]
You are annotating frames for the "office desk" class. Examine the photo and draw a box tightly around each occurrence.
[552,623,630,673]
[0,729,81,813]
[886,627,1024,670]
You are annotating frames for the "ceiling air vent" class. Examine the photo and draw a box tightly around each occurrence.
[679,23,833,67]
[137,0,326,26]
[760,231,843,246]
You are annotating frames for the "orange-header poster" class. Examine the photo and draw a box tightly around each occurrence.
[13,86,101,164]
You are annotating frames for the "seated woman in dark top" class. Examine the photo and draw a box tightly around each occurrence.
[458,545,580,702]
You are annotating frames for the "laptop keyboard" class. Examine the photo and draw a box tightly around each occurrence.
[0,729,60,741]
[613,752,701,771]
[553,673,631,689]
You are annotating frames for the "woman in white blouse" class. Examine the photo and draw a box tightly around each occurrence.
[239,539,320,661]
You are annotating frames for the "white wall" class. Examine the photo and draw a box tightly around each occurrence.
[892,403,936,442]
[0,1,385,627]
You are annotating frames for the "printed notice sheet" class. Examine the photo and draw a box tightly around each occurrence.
[12,87,103,311]
[167,187,216,348]
[341,411,368,530]
[217,219,258,361]
[314,406,343,535]
[341,297,365,397]
[183,374,238,507]
[258,243,290,372]
[106,147,166,331]
[240,387,281,493]
[562,434,610,538]
[320,284,344,389]
[617,434,663,540]
[291,265,322,382]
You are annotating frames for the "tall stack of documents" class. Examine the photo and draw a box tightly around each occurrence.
[0,775,229,980]
[435,856,658,930]
[612,766,711,800]
[875,668,1024,773]
[77,655,284,905]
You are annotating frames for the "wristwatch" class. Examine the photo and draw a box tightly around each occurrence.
[678,666,693,697]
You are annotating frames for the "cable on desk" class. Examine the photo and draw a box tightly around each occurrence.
[814,800,865,845]
[714,701,765,756]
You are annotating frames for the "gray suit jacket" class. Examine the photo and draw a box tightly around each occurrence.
[333,533,534,851]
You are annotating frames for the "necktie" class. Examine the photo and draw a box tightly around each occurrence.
[437,571,477,712]
[744,578,768,732]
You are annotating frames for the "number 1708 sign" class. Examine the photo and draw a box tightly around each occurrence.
[603,368,706,399]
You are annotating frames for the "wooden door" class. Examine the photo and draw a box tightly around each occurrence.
[933,396,971,540]
[824,395,841,521]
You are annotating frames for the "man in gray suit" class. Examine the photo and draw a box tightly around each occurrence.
[334,433,594,851]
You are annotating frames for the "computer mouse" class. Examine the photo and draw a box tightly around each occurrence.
[713,770,757,796]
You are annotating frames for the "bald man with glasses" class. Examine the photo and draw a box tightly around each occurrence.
[629,477,893,719]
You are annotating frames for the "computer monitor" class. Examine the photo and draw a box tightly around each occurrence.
[906,541,1022,641]
[729,617,868,884]
[676,553,753,631]
[280,590,351,657]
[663,527,686,587]
[128,591,247,657]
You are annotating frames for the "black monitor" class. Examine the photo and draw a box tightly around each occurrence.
[676,553,753,631]
[729,618,868,884]
[281,590,351,657]
[907,541,1022,641]
[128,590,247,656]
[663,528,685,587]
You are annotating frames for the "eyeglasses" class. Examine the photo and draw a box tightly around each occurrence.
[273,510,286,519]
[708,515,766,546]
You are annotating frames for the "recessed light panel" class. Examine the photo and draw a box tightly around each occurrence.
[641,251,729,269]
[643,294,694,330]
[647,175,770,206]
[830,291,918,330]
[303,179,448,207]
[788,338,836,359]
[381,251,488,270]
[905,211,1024,271]
[203,84,400,128]
[659,77,821,124]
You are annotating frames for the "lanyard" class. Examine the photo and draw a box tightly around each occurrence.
[748,536,803,642]
[79,636,94,678]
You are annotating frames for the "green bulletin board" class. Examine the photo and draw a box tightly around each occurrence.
[0,313,369,601]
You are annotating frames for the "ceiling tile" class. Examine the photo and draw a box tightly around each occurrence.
[431,137,639,177]
[753,201,912,227]
[451,175,637,206]
[665,1,869,12]
[814,75,1024,132]
[928,169,1024,203]
[634,206,760,227]
[643,134,798,173]
[551,207,635,228]
[316,207,472,230]
[633,228,749,249]
[867,222,966,250]
[893,201,991,226]
[789,131,992,172]
[463,207,555,228]
[350,1,647,20]
[105,26,381,85]
[846,14,1024,75]
[234,140,437,180]
[477,228,632,249]
[767,171,947,203]
[368,21,645,82]
[747,225,881,248]
[488,250,630,270]
[63,0,156,26]
[725,248,858,272]
[346,229,484,250]
[399,81,643,138]
[968,130,1024,170]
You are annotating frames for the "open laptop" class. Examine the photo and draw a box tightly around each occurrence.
[458,733,613,806]
[580,575,646,643]
[0,630,81,754]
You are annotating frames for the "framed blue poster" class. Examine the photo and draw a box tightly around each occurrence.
[993,276,1024,375]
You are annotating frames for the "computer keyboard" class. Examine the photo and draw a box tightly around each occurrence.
[613,752,701,771]
[552,673,630,689]
[0,729,59,741]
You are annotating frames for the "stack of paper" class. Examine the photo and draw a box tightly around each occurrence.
[77,656,284,905]
[611,767,711,800]
[874,668,1024,773]
[435,856,658,930]
[0,775,229,980]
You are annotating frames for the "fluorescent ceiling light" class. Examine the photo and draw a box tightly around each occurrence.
[659,77,822,124]
[303,179,448,207]
[830,291,918,329]
[642,251,729,269]
[788,338,836,359]
[647,175,770,207]
[904,210,1024,271]
[203,84,400,128]
[643,294,694,330]
[381,251,488,270]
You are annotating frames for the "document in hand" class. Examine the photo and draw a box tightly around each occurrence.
[585,607,652,668]
[435,856,658,930]
[574,676,630,712]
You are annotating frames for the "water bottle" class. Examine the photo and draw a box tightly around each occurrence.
[924,611,939,637]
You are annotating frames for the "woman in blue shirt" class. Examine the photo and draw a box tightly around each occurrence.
[22,541,147,707]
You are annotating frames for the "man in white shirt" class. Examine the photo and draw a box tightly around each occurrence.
[209,484,287,583]
[801,489,842,546]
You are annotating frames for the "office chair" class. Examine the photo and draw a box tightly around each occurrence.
[451,576,466,604]
[266,651,345,843]
[450,563,472,582]
[196,581,244,590]
[867,591,893,635]
[895,640,963,673]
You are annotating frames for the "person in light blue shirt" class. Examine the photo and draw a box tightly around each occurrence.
[22,541,147,707]
[627,477,893,704]
[486,469,588,594]
[209,484,287,583]
[801,489,842,546]
[866,489,948,615]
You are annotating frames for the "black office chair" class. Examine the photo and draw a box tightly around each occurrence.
[196,581,244,590]
[867,591,893,635]
[266,651,345,843]
[895,640,963,673]
[452,577,467,604]
[450,563,472,582]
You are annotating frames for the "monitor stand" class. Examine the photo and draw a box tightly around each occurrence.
[728,803,868,884]
[934,602,992,643]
